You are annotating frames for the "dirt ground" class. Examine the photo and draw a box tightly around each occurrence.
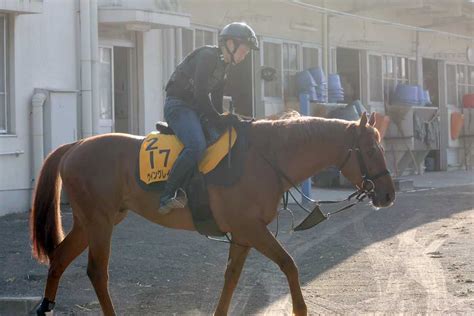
[1,184,473,315]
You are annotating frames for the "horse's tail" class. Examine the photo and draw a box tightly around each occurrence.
[30,141,77,265]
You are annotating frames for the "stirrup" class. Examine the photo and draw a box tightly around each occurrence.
[159,188,188,214]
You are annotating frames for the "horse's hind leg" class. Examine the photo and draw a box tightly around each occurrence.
[38,222,88,314]
[215,243,250,315]
[244,222,307,316]
[86,220,116,316]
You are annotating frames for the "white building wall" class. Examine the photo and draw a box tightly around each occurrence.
[0,0,77,215]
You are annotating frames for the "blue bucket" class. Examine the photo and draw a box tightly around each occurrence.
[308,86,318,101]
[351,100,367,116]
[296,70,317,92]
[308,67,326,84]
[394,84,420,105]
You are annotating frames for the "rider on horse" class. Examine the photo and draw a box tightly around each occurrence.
[159,22,259,214]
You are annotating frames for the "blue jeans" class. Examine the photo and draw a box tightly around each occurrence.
[164,97,206,163]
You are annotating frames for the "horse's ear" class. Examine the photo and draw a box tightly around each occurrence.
[359,112,368,128]
[368,112,376,126]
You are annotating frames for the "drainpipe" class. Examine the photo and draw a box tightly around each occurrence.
[90,0,100,135]
[31,89,47,183]
[80,0,92,138]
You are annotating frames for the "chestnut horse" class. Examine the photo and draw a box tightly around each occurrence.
[30,112,394,315]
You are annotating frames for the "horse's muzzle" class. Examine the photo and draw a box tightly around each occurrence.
[371,189,395,208]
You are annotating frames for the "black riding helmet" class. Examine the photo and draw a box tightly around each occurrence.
[219,22,258,64]
[219,22,259,51]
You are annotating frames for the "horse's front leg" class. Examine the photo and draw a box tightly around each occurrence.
[245,221,307,316]
[214,243,250,315]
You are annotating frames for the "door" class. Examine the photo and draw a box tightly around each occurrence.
[98,46,114,134]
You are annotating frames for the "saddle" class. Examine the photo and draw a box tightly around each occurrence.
[155,122,174,135]
[137,120,250,236]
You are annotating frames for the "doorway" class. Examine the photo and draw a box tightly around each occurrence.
[422,58,439,107]
[114,47,133,133]
[97,45,136,134]
[422,58,441,171]
[336,47,361,104]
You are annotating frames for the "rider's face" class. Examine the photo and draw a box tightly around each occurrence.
[233,44,250,64]
[224,39,250,64]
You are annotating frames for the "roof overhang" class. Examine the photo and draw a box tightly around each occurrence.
[98,8,190,31]
[0,0,43,14]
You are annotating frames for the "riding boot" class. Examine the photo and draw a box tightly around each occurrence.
[159,153,196,214]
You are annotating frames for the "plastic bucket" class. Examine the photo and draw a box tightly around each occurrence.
[463,94,474,108]
[394,84,420,104]
[328,74,342,91]
[450,112,464,140]
[352,100,367,116]
[308,67,326,84]
[296,70,317,92]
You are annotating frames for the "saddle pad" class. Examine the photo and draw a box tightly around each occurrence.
[139,127,237,184]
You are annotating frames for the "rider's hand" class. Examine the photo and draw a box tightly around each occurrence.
[219,113,240,127]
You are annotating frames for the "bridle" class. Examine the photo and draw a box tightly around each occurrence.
[338,128,390,198]
[254,125,392,233]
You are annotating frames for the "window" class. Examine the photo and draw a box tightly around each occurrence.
[282,43,298,99]
[383,55,409,103]
[302,47,319,70]
[180,27,217,62]
[263,42,282,98]
[369,55,383,103]
[262,40,302,99]
[408,59,417,84]
[446,64,457,106]
[194,29,214,48]
[456,64,474,107]
[0,15,8,134]
[181,28,193,59]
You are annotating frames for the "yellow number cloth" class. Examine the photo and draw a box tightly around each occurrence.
[139,127,237,184]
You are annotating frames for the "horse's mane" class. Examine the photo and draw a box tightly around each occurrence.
[249,116,356,152]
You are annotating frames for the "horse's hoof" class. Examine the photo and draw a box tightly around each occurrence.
[36,298,55,315]
[293,304,307,316]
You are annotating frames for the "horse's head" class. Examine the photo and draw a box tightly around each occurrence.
[339,112,395,208]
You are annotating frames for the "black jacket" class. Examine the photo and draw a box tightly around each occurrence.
[165,46,228,121]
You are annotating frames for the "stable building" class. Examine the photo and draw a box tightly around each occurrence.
[0,0,473,215]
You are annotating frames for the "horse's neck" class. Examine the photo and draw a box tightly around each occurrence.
[278,121,348,188]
